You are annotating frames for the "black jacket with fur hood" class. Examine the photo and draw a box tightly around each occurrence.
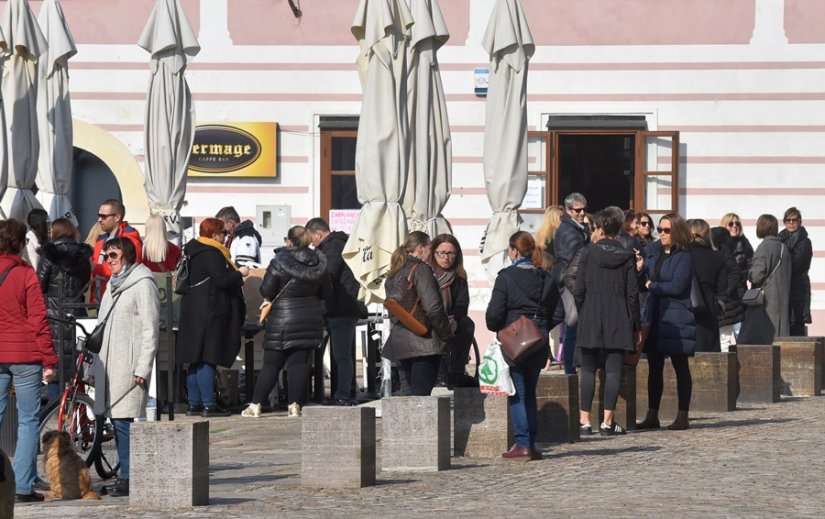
[260,246,331,351]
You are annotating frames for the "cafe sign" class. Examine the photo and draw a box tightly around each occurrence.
[187,122,278,178]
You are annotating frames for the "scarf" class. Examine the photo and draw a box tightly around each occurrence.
[197,236,238,271]
[433,265,456,312]
[109,262,138,292]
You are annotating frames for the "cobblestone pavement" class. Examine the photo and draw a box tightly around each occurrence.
[15,394,825,518]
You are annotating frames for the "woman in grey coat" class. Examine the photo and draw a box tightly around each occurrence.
[95,237,160,497]
[739,214,791,344]
[382,231,452,396]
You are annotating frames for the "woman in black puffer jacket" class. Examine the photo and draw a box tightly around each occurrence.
[710,227,745,350]
[242,226,330,418]
[37,218,92,400]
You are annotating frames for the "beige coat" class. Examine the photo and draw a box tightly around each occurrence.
[94,264,160,419]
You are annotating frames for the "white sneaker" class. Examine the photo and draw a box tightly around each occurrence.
[241,403,261,418]
[287,403,301,417]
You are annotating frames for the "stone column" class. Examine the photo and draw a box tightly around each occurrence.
[382,396,450,471]
[302,407,376,488]
[453,388,512,457]
[732,344,781,403]
[535,373,579,443]
[773,337,824,396]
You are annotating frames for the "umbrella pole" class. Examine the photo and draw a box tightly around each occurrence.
[166,273,175,421]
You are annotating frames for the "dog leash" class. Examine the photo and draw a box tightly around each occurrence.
[101,384,139,416]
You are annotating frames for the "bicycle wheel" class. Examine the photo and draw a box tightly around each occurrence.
[36,394,98,488]
[90,417,120,480]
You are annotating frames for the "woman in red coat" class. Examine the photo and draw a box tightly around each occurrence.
[0,218,58,502]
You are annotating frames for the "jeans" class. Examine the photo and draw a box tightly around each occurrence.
[508,346,547,448]
[112,418,131,480]
[252,349,311,406]
[187,362,217,407]
[0,363,43,494]
[400,355,442,396]
[562,324,578,374]
[328,316,357,400]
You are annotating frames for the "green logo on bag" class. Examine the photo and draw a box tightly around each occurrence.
[478,356,498,384]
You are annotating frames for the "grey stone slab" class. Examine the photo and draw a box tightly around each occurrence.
[381,396,450,472]
[130,421,209,508]
[301,406,376,488]
[453,388,512,458]
[732,344,781,403]
[773,337,824,396]
[536,373,579,443]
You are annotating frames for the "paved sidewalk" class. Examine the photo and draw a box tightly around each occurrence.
[15,394,825,518]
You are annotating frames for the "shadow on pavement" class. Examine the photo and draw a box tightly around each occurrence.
[208,497,258,505]
[210,474,293,485]
[548,445,662,459]
[690,417,797,430]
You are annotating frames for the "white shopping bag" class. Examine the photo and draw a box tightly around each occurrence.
[478,341,516,396]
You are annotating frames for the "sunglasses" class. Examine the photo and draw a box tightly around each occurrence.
[639,221,651,227]
[97,213,116,220]
[784,218,800,223]
[106,252,122,260]
[656,227,672,235]
[727,221,741,228]
[570,207,587,214]
[435,251,456,257]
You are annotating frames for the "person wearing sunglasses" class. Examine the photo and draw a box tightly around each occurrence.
[177,218,247,418]
[720,213,753,338]
[90,199,143,304]
[428,234,478,389]
[739,215,792,344]
[636,212,656,247]
[636,213,695,431]
[94,237,160,497]
[619,209,644,255]
[778,207,812,336]
[552,192,591,375]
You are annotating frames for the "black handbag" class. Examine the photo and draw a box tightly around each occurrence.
[742,246,783,307]
[689,275,706,313]
[86,294,121,354]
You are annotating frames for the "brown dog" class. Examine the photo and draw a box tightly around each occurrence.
[41,431,101,500]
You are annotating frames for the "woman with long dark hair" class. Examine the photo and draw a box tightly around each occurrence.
[637,213,696,431]
[428,234,477,388]
[37,218,93,399]
[23,208,50,270]
[383,231,452,396]
[486,231,559,460]
[241,226,329,418]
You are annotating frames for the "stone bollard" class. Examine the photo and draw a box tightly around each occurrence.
[731,345,781,403]
[302,406,376,488]
[382,396,450,471]
[587,365,637,432]
[131,421,209,508]
[637,352,737,421]
[536,373,579,443]
[453,388,512,458]
[773,337,824,396]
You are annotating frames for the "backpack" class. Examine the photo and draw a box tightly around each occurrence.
[174,249,209,295]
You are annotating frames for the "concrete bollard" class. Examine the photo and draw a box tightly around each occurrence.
[732,344,781,403]
[536,373,579,443]
[382,396,450,471]
[130,421,209,508]
[773,337,824,396]
[453,388,512,458]
[302,406,376,488]
[637,352,737,421]
[587,365,637,432]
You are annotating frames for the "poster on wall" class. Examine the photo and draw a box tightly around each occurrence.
[329,209,360,235]
[187,122,278,178]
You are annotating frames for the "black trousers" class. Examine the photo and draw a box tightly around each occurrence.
[579,348,625,414]
[448,316,475,374]
[252,349,311,406]
[647,351,692,412]
[400,355,442,396]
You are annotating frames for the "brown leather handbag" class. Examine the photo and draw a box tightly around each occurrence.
[497,274,545,362]
[384,263,430,337]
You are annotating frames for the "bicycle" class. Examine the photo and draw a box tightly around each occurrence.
[36,316,119,489]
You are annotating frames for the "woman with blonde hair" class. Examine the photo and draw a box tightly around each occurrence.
[688,219,726,353]
[535,205,564,269]
[383,231,452,396]
[242,225,329,418]
[141,214,181,273]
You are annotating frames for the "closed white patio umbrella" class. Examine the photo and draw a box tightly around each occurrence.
[138,0,199,239]
[479,0,534,279]
[404,0,452,237]
[36,0,77,224]
[0,0,47,221]
[343,0,414,303]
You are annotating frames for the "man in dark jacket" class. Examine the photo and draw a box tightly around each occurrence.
[216,206,263,267]
[307,218,363,405]
[552,192,590,374]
